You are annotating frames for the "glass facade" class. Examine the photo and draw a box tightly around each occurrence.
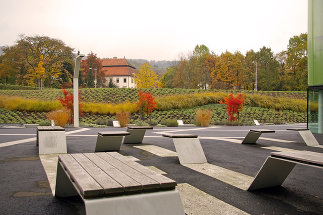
[308,0,323,134]
[308,86,323,133]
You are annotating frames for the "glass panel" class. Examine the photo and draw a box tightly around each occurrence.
[308,87,323,134]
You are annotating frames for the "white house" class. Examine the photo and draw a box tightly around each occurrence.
[101,58,136,88]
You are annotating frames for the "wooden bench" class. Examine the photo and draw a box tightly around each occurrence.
[123,126,153,144]
[36,126,67,154]
[162,133,207,164]
[55,152,185,215]
[287,128,321,147]
[248,150,323,191]
[95,131,130,152]
[241,129,275,144]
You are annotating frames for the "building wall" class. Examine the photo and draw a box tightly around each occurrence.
[308,0,323,134]
[106,76,136,88]
[308,0,323,86]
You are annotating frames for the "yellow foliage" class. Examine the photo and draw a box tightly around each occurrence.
[47,108,71,127]
[0,95,62,112]
[134,62,158,88]
[196,109,213,127]
[82,102,138,114]
[116,111,130,127]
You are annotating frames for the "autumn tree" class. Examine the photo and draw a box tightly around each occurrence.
[160,66,176,88]
[24,55,46,89]
[80,52,104,88]
[256,47,280,91]
[0,35,74,88]
[283,33,307,90]
[134,62,158,88]
[211,51,235,89]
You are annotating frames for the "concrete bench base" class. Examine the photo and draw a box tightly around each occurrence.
[162,133,207,164]
[241,129,275,144]
[287,128,320,147]
[37,126,67,155]
[95,131,129,152]
[123,126,153,144]
[248,150,323,191]
[55,152,185,215]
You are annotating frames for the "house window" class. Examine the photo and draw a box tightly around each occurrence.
[116,78,119,83]
[124,78,127,83]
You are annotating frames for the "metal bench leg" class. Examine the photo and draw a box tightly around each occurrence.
[172,138,207,164]
[298,130,320,147]
[95,136,124,151]
[241,131,262,144]
[123,129,146,144]
[55,162,78,197]
[84,190,185,215]
[248,157,296,191]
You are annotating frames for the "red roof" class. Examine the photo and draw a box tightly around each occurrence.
[101,58,136,77]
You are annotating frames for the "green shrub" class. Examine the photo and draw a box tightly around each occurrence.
[38,120,51,126]
[96,119,109,125]
[166,119,178,127]
[132,119,149,126]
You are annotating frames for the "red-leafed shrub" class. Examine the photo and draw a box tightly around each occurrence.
[221,93,245,121]
[137,91,157,120]
[58,89,83,124]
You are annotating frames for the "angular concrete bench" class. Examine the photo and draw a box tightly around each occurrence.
[36,126,67,155]
[55,152,185,215]
[162,133,207,164]
[241,129,275,144]
[248,150,323,191]
[123,126,153,144]
[95,131,130,152]
[287,128,321,147]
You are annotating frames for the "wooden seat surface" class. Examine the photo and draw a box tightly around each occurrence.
[287,128,309,131]
[37,126,65,131]
[98,131,130,136]
[271,150,323,167]
[58,152,176,199]
[127,126,153,129]
[162,133,198,138]
[250,129,275,133]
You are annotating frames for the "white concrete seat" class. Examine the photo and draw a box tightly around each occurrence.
[123,126,153,144]
[162,133,207,165]
[248,150,323,191]
[36,126,67,155]
[287,128,321,147]
[95,131,130,152]
[55,152,185,215]
[241,129,275,144]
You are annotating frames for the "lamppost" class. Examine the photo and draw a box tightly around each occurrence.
[254,61,258,91]
[94,68,97,88]
[73,54,84,128]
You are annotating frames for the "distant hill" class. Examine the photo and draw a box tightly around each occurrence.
[127,59,178,77]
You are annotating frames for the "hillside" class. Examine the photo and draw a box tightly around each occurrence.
[127,59,178,77]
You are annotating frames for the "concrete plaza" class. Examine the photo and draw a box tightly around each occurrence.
[0,124,323,215]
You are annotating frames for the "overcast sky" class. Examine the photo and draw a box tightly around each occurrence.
[0,0,307,60]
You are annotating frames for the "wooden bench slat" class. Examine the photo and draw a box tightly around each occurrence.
[162,133,198,138]
[97,153,161,191]
[98,131,130,136]
[37,126,65,131]
[287,128,309,131]
[58,154,104,198]
[109,152,177,189]
[271,151,323,167]
[250,129,275,133]
[71,154,124,195]
[84,153,143,193]
[127,126,153,129]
